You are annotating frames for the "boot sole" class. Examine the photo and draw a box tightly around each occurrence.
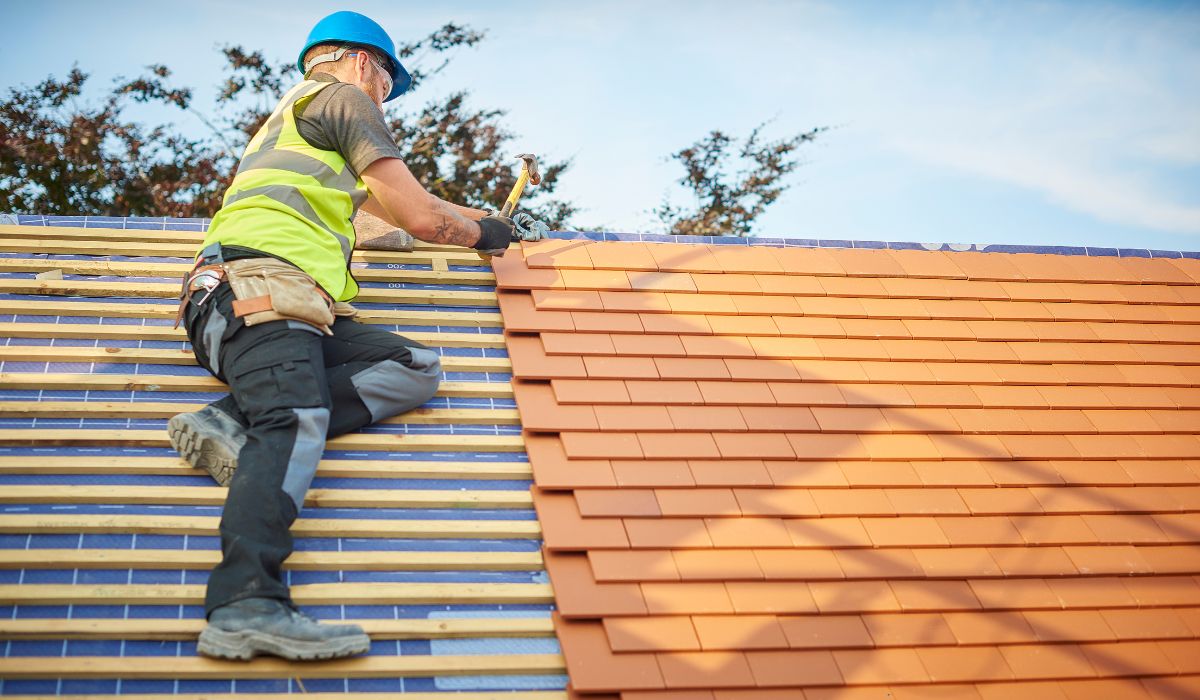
[167,414,240,486]
[197,625,371,661]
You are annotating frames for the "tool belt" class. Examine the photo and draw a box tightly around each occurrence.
[175,257,352,335]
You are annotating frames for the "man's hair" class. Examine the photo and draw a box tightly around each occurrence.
[302,43,389,78]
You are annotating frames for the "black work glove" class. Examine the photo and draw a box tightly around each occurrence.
[473,214,516,257]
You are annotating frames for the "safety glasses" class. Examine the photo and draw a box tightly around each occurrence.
[346,50,393,100]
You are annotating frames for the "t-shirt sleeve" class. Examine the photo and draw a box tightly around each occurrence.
[294,82,403,177]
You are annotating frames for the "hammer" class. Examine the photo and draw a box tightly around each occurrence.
[499,154,540,218]
[477,154,540,261]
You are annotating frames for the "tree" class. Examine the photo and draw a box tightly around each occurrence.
[655,123,827,237]
[0,24,576,227]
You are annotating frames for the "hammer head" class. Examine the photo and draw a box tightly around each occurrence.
[515,153,541,185]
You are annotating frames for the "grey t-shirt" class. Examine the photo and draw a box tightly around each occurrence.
[294,72,402,177]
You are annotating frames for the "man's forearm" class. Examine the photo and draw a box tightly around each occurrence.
[417,200,481,247]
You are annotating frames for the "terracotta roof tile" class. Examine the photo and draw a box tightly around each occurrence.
[916,646,1015,683]
[641,312,713,334]
[553,378,631,405]
[525,434,616,488]
[576,488,662,517]
[673,549,763,580]
[640,432,723,459]
[691,460,774,487]
[655,357,732,380]
[642,582,735,615]
[691,615,789,650]
[747,649,846,686]
[784,517,873,548]
[834,548,924,579]
[1022,609,1116,643]
[833,647,930,684]
[942,610,1038,645]
[603,616,701,652]
[612,459,696,487]
[499,290,575,331]
[625,518,713,549]
[594,405,675,431]
[561,431,644,459]
[970,578,1062,609]
[498,242,1199,697]
[713,433,796,460]
[554,614,663,691]
[667,405,748,432]
[726,581,819,614]
[626,380,705,404]
[655,650,756,689]
[589,550,680,582]
[533,288,605,310]
[841,462,923,487]
[680,334,759,358]
[753,548,844,580]
[656,488,742,517]
[705,517,795,548]
[507,332,587,378]
[585,355,662,379]
[1000,644,1098,680]
[516,380,598,431]
[545,551,647,617]
[534,489,630,550]
[491,248,566,288]
[860,611,956,647]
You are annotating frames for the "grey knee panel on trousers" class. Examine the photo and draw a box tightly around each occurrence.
[349,347,441,422]
[202,312,228,375]
[280,406,330,512]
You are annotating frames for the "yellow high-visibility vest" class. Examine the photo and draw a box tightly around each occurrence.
[201,80,367,301]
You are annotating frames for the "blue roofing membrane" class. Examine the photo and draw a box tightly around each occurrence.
[8,213,1198,258]
[0,216,565,695]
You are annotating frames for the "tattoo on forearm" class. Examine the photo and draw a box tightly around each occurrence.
[426,203,480,247]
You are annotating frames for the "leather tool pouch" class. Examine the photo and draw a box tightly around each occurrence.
[223,258,336,335]
[333,301,359,318]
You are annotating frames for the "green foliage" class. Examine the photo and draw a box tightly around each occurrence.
[0,24,574,226]
[656,123,827,237]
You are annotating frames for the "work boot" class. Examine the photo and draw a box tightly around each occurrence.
[198,597,371,661]
[167,405,246,486]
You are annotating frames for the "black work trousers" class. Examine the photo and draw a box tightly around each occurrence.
[182,281,441,616]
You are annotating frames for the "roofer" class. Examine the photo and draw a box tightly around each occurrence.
[165,11,545,662]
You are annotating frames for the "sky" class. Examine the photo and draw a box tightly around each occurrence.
[4,0,1199,251]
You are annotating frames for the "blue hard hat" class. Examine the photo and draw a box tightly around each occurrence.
[298,11,411,101]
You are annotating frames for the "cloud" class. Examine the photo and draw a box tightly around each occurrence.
[848,2,1200,236]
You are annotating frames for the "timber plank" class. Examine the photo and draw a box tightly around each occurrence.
[0,514,542,538]
[0,616,554,640]
[0,455,531,479]
[0,485,533,509]
[0,345,511,370]
[0,237,491,265]
[0,401,519,425]
[0,224,478,255]
[0,582,555,606]
[0,256,495,284]
[0,374,514,398]
[0,548,542,571]
[0,322,505,347]
[0,279,497,305]
[0,299,504,326]
[0,429,526,452]
[0,694,564,700]
[0,653,565,679]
